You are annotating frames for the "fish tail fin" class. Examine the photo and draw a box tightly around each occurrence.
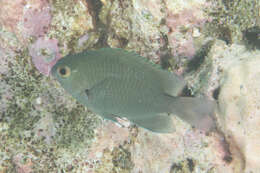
[168,96,216,131]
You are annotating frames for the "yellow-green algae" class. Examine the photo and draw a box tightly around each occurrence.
[170,159,195,173]
[169,158,218,173]
[205,0,259,44]
[94,128,138,173]
[0,49,101,172]
[94,147,134,173]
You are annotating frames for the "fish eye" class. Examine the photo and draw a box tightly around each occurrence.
[57,66,71,78]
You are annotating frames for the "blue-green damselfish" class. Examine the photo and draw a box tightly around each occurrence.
[52,48,215,133]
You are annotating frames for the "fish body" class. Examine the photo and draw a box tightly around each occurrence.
[52,48,215,133]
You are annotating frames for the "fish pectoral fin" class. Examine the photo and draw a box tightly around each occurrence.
[85,77,114,101]
[85,89,90,97]
[131,113,175,133]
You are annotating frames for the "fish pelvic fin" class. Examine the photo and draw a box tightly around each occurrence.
[167,95,216,131]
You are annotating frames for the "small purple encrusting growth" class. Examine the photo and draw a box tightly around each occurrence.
[77,33,89,47]
[29,37,61,75]
[22,0,51,38]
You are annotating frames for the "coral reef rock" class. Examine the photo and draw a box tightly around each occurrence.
[1,0,259,172]
[184,40,260,173]
[217,44,260,173]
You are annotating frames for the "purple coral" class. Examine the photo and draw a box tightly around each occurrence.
[0,0,51,46]
[29,37,61,76]
[22,0,51,38]
[0,0,25,33]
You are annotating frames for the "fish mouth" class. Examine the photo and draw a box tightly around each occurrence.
[50,65,57,78]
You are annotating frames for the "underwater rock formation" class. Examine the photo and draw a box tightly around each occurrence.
[217,45,260,173]
[0,0,259,172]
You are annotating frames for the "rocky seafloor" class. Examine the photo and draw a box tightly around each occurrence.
[0,0,259,172]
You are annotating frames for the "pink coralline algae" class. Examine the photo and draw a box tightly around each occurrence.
[0,0,52,49]
[166,8,209,58]
[166,8,206,31]
[29,37,61,75]
[22,0,51,38]
[0,0,25,33]
[169,34,196,59]
[88,122,130,160]
[0,0,51,46]
[12,154,33,173]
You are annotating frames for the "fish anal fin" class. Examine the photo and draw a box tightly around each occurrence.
[130,113,175,133]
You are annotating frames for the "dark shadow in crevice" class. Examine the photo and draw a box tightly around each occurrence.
[86,0,109,48]
[213,87,221,100]
[243,26,260,50]
[179,85,193,97]
[186,40,214,73]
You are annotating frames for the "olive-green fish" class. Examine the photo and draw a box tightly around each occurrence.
[51,48,215,133]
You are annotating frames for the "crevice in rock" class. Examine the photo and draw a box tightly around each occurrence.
[86,0,109,48]
[186,39,214,73]
[243,26,260,50]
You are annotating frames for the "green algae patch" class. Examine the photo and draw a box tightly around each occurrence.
[95,142,135,173]
[170,158,198,173]
[53,104,99,149]
[112,146,134,172]
[93,127,138,173]
[205,0,260,43]
[2,50,44,134]
[0,49,101,171]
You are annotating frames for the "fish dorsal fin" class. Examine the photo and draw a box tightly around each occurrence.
[94,48,186,96]
[98,48,162,68]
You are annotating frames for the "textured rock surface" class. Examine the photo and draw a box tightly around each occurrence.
[189,41,260,173]
[0,0,259,172]
[99,0,211,66]
[216,45,260,173]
